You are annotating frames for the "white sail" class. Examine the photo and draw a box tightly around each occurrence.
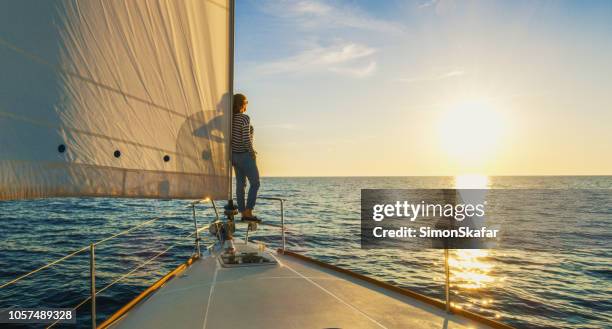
[0,0,231,200]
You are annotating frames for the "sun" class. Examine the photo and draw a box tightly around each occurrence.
[437,100,504,162]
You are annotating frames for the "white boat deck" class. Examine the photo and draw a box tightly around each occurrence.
[109,242,498,329]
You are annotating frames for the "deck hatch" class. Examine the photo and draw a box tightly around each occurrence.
[218,251,277,267]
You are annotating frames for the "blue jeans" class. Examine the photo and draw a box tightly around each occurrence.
[232,152,260,212]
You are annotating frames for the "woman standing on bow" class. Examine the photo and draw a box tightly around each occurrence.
[231,93,260,222]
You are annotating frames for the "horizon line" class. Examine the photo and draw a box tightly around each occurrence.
[257,174,612,178]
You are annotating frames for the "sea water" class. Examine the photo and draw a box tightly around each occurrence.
[0,176,610,328]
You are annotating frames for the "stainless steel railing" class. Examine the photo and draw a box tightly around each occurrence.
[250,196,454,314]
[192,198,454,315]
[90,243,96,328]
[0,200,221,329]
[218,196,454,314]
[191,196,287,250]
[257,197,286,250]
[190,198,222,254]
[184,198,458,317]
[2,196,457,329]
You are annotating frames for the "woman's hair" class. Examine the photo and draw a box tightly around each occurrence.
[233,93,247,114]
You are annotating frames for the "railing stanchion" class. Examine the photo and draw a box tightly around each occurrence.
[210,200,220,221]
[280,200,286,251]
[89,243,96,328]
[258,197,287,251]
[192,204,201,257]
[1,214,200,329]
[444,247,451,313]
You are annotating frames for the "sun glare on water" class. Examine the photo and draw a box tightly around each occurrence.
[451,175,494,290]
[449,174,504,316]
[449,249,495,289]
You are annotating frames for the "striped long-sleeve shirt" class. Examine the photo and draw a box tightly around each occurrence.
[231,113,254,153]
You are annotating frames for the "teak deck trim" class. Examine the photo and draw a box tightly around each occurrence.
[97,255,198,329]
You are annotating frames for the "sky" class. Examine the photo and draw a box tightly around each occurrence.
[234,0,612,177]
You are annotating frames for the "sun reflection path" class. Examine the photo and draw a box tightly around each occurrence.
[452,175,494,289]
[449,249,494,289]
[450,175,505,319]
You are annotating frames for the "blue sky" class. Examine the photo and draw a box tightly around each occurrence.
[234,0,612,176]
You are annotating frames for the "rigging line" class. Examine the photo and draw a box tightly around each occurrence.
[46,295,91,329]
[0,109,208,163]
[96,238,190,296]
[46,229,197,329]
[0,245,90,289]
[0,36,211,125]
[1,214,170,290]
[94,217,162,247]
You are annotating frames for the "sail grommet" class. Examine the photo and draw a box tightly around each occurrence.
[114,150,121,158]
[57,144,66,153]
[163,155,170,162]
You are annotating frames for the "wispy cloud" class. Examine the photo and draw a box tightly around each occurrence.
[417,0,456,15]
[256,42,377,77]
[330,61,377,78]
[248,1,396,79]
[260,0,404,33]
[418,0,437,9]
[397,69,465,83]
[292,1,331,15]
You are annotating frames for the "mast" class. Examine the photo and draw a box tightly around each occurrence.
[228,0,235,204]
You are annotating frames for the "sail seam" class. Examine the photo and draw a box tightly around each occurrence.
[0,159,223,178]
